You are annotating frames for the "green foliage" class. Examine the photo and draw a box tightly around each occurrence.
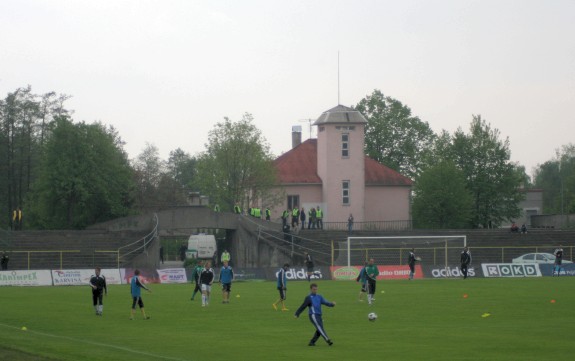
[27,117,134,229]
[195,113,280,211]
[355,89,436,179]
[533,144,575,214]
[0,87,70,229]
[413,161,473,228]
[444,116,524,228]
[1,279,574,360]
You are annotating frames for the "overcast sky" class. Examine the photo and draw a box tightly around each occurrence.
[1,0,574,177]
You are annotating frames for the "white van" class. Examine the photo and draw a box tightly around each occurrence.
[186,234,217,260]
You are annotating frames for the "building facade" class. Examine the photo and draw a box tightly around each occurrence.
[270,105,412,226]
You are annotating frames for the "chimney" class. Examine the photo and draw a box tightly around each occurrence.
[291,125,302,148]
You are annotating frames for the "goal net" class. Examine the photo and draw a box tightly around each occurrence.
[334,235,467,267]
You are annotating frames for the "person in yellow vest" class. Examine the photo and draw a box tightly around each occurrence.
[316,206,323,230]
[281,209,289,227]
[213,204,220,212]
[12,207,23,231]
[265,208,271,221]
[291,207,300,229]
[234,203,242,214]
[221,249,231,266]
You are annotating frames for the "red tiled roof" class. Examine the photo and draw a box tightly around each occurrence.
[274,139,412,186]
[274,139,322,183]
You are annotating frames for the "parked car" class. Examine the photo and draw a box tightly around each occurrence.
[512,253,572,264]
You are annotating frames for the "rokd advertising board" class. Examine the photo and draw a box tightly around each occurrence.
[481,263,541,277]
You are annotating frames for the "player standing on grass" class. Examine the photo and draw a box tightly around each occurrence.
[273,263,290,311]
[304,252,317,282]
[130,269,151,320]
[190,260,203,301]
[219,261,234,304]
[460,247,472,279]
[199,261,215,307]
[89,267,107,316]
[294,283,335,346]
[356,262,368,302]
[553,245,564,276]
[365,258,379,305]
[408,248,420,280]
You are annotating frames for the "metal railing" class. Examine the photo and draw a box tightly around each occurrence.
[331,244,574,267]
[117,213,159,266]
[322,220,412,232]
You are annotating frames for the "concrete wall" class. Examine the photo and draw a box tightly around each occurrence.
[364,185,411,221]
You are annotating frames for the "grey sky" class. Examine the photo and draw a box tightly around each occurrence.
[1,0,574,177]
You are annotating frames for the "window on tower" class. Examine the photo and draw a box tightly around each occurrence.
[342,133,349,158]
[342,180,350,205]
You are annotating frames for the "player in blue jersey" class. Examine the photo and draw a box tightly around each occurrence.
[294,283,335,346]
[130,269,151,320]
[273,263,290,311]
[219,261,234,303]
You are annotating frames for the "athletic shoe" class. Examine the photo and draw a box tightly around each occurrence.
[327,340,333,346]
[308,342,316,346]
[144,316,150,320]
[281,308,289,311]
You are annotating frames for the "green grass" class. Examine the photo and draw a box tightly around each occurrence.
[1,278,574,361]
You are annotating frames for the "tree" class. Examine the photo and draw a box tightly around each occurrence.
[132,143,166,211]
[449,115,524,228]
[533,144,575,214]
[28,117,134,229]
[354,89,436,179]
[195,114,279,211]
[412,161,473,229]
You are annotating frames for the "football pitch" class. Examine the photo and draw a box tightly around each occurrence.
[1,277,574,361]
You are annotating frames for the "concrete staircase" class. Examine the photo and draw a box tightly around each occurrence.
[2,230,149,270]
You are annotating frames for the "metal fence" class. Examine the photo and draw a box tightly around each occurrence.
[332,244,574,267]
[322,220,412,232]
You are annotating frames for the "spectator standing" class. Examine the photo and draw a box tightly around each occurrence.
[281,209,289,227]
[300,207,306,230]
[159,246,164,264]
[1,251,8,270]
[309,208,316,229]
[347,214,354,235]
[221,249,231,265]
[316,206,323,229]
[265,207,271,221]
[291,208,300,229]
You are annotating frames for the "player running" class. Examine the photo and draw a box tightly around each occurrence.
[190,260,203,301]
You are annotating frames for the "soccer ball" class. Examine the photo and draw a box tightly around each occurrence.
[368,312,378,321]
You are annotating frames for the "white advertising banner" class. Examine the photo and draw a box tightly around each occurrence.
[157,268,188,284]
[481,263,542,278]
[0,270,53,286]
[52,269,123,286]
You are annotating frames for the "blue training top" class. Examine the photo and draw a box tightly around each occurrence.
[130,276,148,297]
[219,265,234,284]
[277,268,287,289]
[295,293,335,316]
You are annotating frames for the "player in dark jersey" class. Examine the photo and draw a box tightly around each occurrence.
[553,246,564,276]
[460,247,472,279]
[89,267,107,316]
[273,263,290,311]
[199,261,214,307]
[190,261,203,301]
[294,283,335,346]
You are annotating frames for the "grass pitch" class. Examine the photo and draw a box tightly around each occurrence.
[1,277,574,361]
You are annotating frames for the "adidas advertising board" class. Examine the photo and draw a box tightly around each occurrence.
[265,267,330,281]
[428,266,477,278]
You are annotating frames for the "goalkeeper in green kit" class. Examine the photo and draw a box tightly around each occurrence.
[365,258,379,305]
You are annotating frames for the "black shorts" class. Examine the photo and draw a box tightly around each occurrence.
[222,283,231,292]
[277,287,286,300]
[307,264,315,273]
[132,296,144,309]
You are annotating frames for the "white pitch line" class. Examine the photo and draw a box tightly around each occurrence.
[0,322,190,361]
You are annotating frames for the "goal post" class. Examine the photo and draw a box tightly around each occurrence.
[342,235,467,268]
